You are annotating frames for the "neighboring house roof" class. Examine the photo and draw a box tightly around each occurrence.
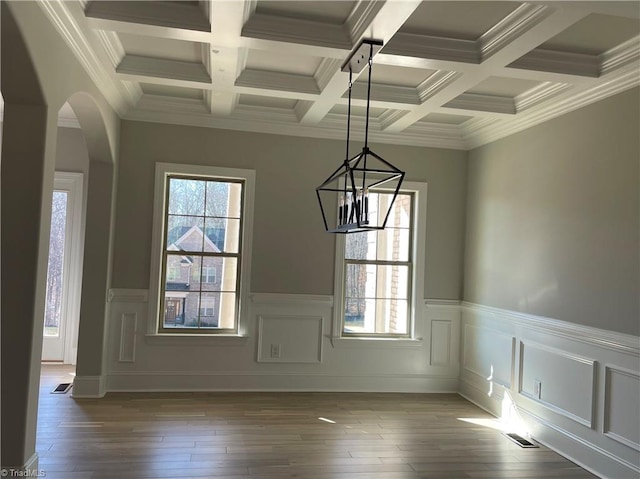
[167,224,222,252]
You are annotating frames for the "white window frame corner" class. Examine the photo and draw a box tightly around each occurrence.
[146,162,255,338]
[331,181,427,344]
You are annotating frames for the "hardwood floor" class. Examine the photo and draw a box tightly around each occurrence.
[37,365,597,479]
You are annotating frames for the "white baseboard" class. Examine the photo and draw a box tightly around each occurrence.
[72,375,106,398]
[107,371,459,393]
[460,302,640,479]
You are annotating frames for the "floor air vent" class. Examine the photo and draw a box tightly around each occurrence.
[51,383,72,394]
[503,432,538,448]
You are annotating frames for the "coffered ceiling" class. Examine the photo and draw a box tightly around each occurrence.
[39,0,640,149]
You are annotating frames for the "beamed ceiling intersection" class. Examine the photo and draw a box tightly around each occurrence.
[40,0,640,149]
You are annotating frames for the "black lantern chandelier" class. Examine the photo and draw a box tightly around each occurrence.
[316,38,405,234]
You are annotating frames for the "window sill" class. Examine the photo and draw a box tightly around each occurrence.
[329,336,423,349]
[144,333,249,346]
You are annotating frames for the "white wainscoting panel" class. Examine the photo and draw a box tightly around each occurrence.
[604,366,640,452]
[519,341,596,428]
[430,320,451,366]
[460,302,640,479]
[257,315,323,363]
[425,300,461,374]
[119,312,137,363]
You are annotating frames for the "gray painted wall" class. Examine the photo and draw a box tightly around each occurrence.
[55,127,89,173]
[464,88,639,336]
[111,120,468,299]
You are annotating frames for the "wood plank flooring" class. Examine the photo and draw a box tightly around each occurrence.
[37,365,597,479]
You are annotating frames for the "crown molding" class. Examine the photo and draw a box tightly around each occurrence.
[84,0,210,33]
[445,93,515,115]
[384,32,479,64]
[117,55,212,86]
[349,82,420,105]
[345,0,385,43]
[388,32,480,64]
[479,3,551,61]
[417,71,462,103]
[241,13,352,51]
[314,58,343,91]
[235,69,320,95]
[515,81,570,112]
[508,48,600,78]
[36,0,131,116]
[600,35,640,76]
[126,98,467,150]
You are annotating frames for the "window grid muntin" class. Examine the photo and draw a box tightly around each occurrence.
[159,174,244,333]
[342,191,414,338]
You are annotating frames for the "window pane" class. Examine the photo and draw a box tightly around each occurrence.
[163,293,200,328]
[206,181,242,218]
[199,292,219,327]
[344,298,367,332]
[375,298,408,334]
[375,228,410,262]
[199,292,236,329]
[165,253,193,291]
[345,263,376,299]
[44,191,68,337]
[375,265,409,299]
[205,218,240,253]
[169,178,205,216]
[345,231,376,260]
[385,194,412,228]
[201,257,237,292]
[166,215,205,252]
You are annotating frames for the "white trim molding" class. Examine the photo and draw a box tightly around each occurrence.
[460,302,640,479]
[72,375,106,398]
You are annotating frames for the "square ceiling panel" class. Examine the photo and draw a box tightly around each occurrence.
[141,83,204,100]
[540,14,640,55]
[468,77,541,98]
[246,49,322,76]
[356,64,437,88]
[420,113,472,125]
[118,33,204,63]
[254,1,357,24]
[239,94,298,110]
[399,1,521,40]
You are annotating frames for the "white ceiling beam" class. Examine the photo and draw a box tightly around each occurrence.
[299,0,423,126]
[206,1,250,116]
[85,16,212,44]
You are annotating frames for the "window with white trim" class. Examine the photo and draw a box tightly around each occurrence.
[149,164,255,335]
[334,183,426,339]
